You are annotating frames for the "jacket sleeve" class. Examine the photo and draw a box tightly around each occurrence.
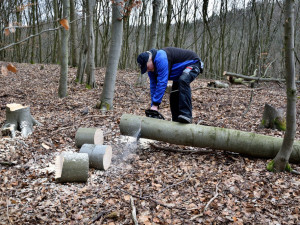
[148,71,157,104]
[151,50,169,105]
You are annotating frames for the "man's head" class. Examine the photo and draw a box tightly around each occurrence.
[137,51,153,74]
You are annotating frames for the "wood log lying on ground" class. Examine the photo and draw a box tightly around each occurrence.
[1,103,41,138]
[55,152,89,183]
[79,144,112,170]
[260,103,286,131]
[119,114,300,163]
[75,127,104,148]
[223,71,300,83]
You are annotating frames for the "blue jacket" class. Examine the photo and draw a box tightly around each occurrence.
[148,47,203,106]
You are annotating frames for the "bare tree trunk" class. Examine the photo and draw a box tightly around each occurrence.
[76,7,87,84]
[86,0,96,88]
[98,0,124,110]
[58,0,70,98]
[272,0,297,172]
[70,0,78,67]
[148,0,161,49]
[164,0,172,47]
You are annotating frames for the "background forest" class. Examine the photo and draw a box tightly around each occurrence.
[1,0,300,80]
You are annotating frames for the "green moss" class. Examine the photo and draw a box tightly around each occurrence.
[285,163,292,172]
[274,117,286,131]
[96,102,110,111]
[267,160,292,173]
[261,119,266,126]
[75,78,79,83]
[266,160,274,172]
[85,84,92,89]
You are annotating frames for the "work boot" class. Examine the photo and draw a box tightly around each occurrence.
[178,115,192,124]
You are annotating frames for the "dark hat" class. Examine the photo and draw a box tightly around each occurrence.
[137,51,150,74]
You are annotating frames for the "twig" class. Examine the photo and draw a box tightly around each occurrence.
[130,197,138,225]
[0,17,84,52]
[191,182,221,220]
[242,90,254,117]
[203,182,220,212]
[150,143,213,154]
[91,210,110,224]
[117,78,138,98]
[116,186,186,211]
[6,198,10,224]
[291,170,300,175]
[0,161,15,166]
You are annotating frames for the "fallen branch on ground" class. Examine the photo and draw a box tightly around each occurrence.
[223,71,300,83]
[130,197,138,225]
[150,143,214,154]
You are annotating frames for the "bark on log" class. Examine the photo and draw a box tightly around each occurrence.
[223,71,300,83]
[55,152,89,183]
[119,114,300,163]
[260,103,286,131]
[79,144,112,170]
[75,127,104,148]
[1,103,40,138]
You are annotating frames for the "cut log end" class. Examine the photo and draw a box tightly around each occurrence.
[102,145,112,170]
[75,127,104,148]
[55,152,89,183]
[7,103,28,111]
[79,144,112,170]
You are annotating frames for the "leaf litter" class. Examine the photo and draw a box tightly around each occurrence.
[0,61,300,224]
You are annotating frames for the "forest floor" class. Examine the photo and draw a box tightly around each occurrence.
[1,62,300,225]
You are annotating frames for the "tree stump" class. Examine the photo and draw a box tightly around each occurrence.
[55,152,89,183]
[79,144,112,170]
[260,103,286,131]
[1,103,41,138]
[75,127,104,148]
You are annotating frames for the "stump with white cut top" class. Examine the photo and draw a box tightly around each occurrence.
[1,103,41,138]
[79,144,112,170]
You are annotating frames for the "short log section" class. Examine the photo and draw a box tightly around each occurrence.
[1,103,40,138]
[79,144,112,170]
[75,127,104,148]
[55,152,89,183]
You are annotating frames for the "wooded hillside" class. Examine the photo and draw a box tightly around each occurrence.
[1,62,300,224]
[1,0,300,79]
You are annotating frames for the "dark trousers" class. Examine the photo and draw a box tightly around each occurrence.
[170,62,201,121]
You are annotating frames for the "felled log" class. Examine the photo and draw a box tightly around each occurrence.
[260,103,286,131]
[1,103,41,138]
[119,114,300,163]
[223,71,300,83]
[75,127,104,148]
[79,144,112,170]
[55,152,89,183]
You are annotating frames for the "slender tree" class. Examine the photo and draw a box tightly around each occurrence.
[58,0,70,98]
[98,0,124,110]
[86,0,96,88]
[268,0,297,172]
[148,0,161,49]
[70,0,78,67]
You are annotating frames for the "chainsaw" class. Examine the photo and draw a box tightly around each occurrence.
[145,109,165,120]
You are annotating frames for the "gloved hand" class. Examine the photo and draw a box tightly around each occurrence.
[145,109,165,120]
